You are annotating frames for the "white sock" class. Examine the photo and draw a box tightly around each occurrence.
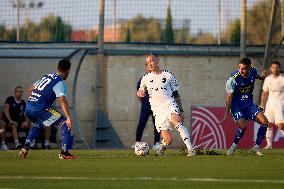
[280,129,284,136]
[30,139,36,147]
[175,123,193,151]
[266,128,273,146]
[14,140,19,146]
[44,140,50,146]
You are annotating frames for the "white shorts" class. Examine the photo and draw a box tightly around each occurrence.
[265,103,284,124]
[153,101,180,133]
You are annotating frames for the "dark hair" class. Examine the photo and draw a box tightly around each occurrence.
[145,53,159,58]
[270,61,281,68]
[239,57,251,66]
[15,86,23,92]
[58,59,71,72]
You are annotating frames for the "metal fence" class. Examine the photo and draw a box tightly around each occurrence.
[0,0,282,45]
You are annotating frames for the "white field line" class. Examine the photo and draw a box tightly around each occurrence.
[0,176,283,184]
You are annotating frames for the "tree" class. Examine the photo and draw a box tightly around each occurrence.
[223,1,281,45]
[163,4,174,43]
[125,25,131,43]
[246,1,281,45]
[120,15,162,43]
[191,30,217,44]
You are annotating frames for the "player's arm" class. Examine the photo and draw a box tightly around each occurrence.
[27,80,39,95]
[260,78,269,110]
[256,70,269,80]
[54,81,72,128]
[136,79,143,101]
[218,77,235,125]
[137,77,146,98]
[260,91,268,110]
[27,85,35,95]
[59,96,72,128]
[173,91,185,121]
[3,100,17,125]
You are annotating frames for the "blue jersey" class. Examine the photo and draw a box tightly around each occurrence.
[27,73,67,111]
[226,67,258,106]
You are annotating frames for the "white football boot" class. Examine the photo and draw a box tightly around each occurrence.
[227,143,238,156]
[252,145,264,156]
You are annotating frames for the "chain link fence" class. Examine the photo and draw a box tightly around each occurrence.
[0,0,282,45]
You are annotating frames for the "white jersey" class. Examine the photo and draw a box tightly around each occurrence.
[139,70,179,114]
[262,74,284,106]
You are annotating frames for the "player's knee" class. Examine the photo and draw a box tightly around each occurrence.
[261,118,269,126]
[171,114,181,125]
[165,137,172,145]
[277,123,284,130]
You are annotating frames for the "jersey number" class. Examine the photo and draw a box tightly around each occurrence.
[35,77,51,91]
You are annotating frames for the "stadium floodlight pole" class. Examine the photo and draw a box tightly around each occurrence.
[282,0,284,37]
[263,0,279,69]
[16,0,20,42]
[98,0,105,54]
[93,0,106,147]
[217,0,221,45]
[240,0,247,58]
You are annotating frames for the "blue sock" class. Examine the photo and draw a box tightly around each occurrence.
[233,128,246,144]
[255,126,267,145]
[24,124,41,148]
[61,123,73,152]
[67,133,74,150]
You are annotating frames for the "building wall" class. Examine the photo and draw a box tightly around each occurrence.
[0,50,281,148]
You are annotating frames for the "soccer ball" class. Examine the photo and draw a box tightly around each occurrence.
[134,142,150,156]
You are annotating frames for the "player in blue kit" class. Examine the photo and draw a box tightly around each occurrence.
[19,59,75,159]
[219,58,269,156]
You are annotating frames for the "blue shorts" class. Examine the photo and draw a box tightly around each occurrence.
[230,103,262,122]
[26,107,66,128]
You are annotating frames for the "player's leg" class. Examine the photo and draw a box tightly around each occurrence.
[155,112,172,155]
[264,105,274,149]
[59,120,75,159]
[227,118,247,155]
[253,111,269,156]
[135,105,150,144]
[43,126,51,149]
[151,113,160,150]
[274,107,284,137]
[170,113,195,156]
[157,130,172,155]
[227,107,247,155]
[8,122,21,149]
[0,119,9,150]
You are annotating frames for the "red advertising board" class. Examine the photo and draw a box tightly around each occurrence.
[191,106,284,149]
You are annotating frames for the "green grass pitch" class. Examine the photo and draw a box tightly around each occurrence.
[0,149,284,189]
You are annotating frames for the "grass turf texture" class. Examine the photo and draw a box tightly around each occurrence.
[0,149,284,189]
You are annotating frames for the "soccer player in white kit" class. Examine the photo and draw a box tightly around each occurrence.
[137,53,196,156]
[260,61,284,149]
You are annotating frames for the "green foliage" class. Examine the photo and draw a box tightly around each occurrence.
[223,0,281,45]
[120,15,162,43]
[0,15,72,42]
[125,25,131,43]
[230,19,240,45]
[163,5,174,43]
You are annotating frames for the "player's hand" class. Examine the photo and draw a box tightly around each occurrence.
[21,121,29,129]
[66,117,72,129]
[261,70,270,78]
[137,90,145,98]
[9,120,18,126]
[217,113,228,126]
[259,105,265,113]
[180,112,185,123]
